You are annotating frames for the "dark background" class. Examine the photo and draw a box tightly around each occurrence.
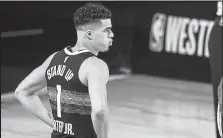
[0,2,138,93]
[0,1,218,90]
[1,2,221,138]
[1,2,217,92]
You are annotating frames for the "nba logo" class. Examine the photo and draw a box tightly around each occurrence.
[149,13,167,52]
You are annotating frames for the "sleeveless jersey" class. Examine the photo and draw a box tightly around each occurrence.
[45,46,97,138]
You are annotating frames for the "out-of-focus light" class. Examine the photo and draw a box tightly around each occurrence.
[1,29,44,38]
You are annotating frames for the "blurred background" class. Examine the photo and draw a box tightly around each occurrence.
[1,1,222,138]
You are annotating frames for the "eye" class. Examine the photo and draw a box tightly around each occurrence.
[104,28,112,33]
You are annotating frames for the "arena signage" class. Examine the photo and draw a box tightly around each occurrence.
[149,13,214,58]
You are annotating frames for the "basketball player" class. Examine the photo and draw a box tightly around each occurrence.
[216,2,222,137]
[209,1,222,138]
[217,77,222,137]
[14,3,114,138]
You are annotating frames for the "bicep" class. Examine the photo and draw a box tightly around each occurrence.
[87,61,109,112]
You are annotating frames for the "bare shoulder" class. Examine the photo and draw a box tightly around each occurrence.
[79,56,109,86]
[84,56,109,78]
[87,57,108,69]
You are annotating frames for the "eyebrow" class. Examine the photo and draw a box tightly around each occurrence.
[104,27,112,30]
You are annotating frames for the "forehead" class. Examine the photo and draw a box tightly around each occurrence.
[99,19,112,28]
[85,19,112,31]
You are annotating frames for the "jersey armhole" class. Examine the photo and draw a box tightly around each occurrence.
[77,56,95,87]
[46,51,59,67]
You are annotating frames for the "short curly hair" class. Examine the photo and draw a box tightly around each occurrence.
[73,3,112,30]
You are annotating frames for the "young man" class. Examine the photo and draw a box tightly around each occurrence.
[14,3,114,138]
[217,77,222,137]
[209,1,222,138]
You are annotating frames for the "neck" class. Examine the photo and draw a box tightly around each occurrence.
[71,40,98,56]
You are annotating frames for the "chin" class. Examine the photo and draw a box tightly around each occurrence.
[101,47,109,52]
[103,48,109,52]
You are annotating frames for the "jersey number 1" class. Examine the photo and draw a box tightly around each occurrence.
[56,85,62,118]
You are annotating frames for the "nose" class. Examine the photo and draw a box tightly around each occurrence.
[109,30,114,38]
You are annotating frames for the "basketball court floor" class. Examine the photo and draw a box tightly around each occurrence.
[1,75,216,138]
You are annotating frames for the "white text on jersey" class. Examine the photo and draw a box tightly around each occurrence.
[47,65,74,81]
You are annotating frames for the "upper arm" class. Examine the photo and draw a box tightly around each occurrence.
[15,52,57,96]
[86,57,109,112]
[218,77,222,104]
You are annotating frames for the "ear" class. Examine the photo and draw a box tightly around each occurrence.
[85,30,93,40]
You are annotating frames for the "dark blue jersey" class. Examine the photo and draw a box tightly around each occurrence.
[45,46,97,138]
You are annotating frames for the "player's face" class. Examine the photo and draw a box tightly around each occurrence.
[90,19,114,52]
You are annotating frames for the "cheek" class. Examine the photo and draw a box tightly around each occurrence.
[99,33,107,39]
[95,34,108,43]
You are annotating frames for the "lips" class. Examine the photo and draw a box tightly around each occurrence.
[108,41,113,46]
